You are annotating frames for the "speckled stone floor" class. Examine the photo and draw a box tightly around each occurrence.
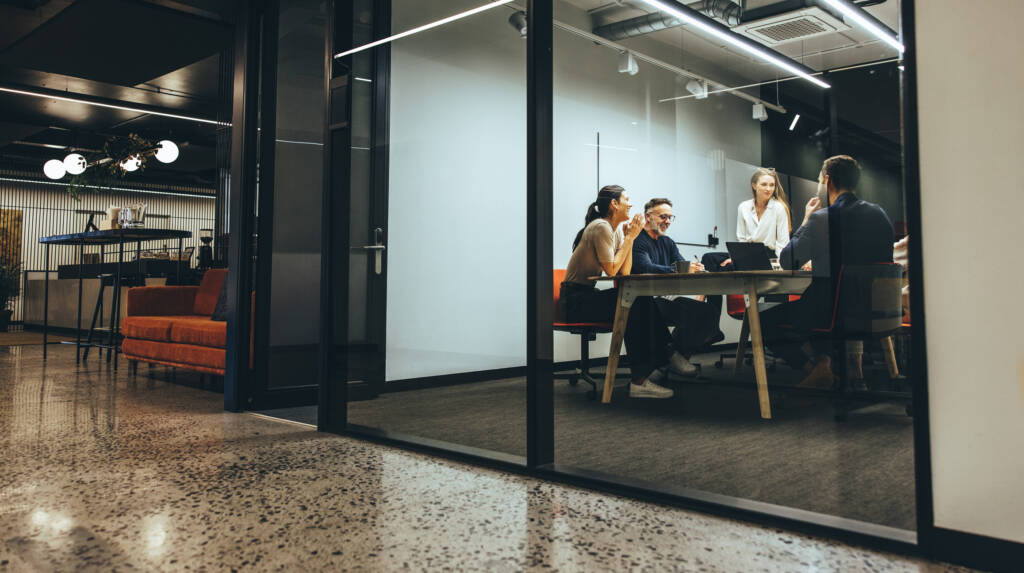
[0,345,971,572]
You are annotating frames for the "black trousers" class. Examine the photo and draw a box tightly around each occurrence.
[654,297,720,357]
[757,297,833,369]
[561,284,670,381]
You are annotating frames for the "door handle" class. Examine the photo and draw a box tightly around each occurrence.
[360,227,385,275]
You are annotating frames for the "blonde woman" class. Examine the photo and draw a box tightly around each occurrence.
[736,167,792,259]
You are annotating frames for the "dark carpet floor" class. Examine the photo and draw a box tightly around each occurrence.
[260,349,917,532]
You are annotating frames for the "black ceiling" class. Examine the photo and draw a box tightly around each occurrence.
[0,0,230,85]
[0,0,232,187]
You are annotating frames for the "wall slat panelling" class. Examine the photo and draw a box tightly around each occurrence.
[0,168,216,322]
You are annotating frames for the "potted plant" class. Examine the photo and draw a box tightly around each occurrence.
[0,260,21,332]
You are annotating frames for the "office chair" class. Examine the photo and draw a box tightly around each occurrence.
[803,263,907,420]
[715,294,791,373]
[552,269,627,400]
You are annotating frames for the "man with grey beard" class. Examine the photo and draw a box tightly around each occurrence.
[632,198,723,378]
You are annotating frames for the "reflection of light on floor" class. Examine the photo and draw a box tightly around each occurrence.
[30,508,73,536]
[142,514,170,557]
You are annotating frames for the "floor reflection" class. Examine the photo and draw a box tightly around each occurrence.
[0,345,966,572]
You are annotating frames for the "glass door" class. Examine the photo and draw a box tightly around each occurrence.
[248,0,326,411]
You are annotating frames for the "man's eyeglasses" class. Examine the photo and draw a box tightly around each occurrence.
[656,214,676,222]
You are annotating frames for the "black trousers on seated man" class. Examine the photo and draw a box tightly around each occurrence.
[654,297,720,357]
[561,285,671,379]
[756,297,828,369]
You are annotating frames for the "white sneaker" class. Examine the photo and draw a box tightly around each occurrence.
[668,351,698,377]
[629,379,674,399]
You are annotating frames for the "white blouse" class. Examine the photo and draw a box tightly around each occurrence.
[736,198,791,257]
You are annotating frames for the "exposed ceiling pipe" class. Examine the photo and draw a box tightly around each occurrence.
[594,0,741,41]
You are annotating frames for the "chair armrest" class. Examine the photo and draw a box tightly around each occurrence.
[126,286,199,316]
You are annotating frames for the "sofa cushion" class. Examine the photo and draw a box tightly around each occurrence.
[122,316,181,342]
[123,338,225,371]
[193,268,228,316]
[170,316,227,348]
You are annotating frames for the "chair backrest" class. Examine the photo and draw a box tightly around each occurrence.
[725,294,745,317]
[553,269,566,322]
[831,263,903,334]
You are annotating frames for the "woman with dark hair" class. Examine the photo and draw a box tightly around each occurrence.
[560,185,676,399]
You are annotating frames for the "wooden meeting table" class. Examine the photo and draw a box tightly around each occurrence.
[592,270,812,419]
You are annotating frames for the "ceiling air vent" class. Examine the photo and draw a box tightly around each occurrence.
[735,7,850,46]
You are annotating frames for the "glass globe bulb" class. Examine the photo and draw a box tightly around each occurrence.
[120,155,141,172]
[154,140,179,163]
[63,153,87,175]
[43,159,67,180]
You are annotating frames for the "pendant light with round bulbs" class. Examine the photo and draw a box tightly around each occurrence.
[43,159,67,180]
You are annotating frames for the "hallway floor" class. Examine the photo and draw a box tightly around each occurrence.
[0,345,969,571]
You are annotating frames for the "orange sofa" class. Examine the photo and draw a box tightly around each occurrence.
[121,269,229,375]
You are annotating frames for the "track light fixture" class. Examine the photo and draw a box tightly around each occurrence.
[508,10,527,38]
[686,79,708,99]
[618,51,639,76]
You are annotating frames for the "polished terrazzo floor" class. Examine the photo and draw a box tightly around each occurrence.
[0,345,970,572]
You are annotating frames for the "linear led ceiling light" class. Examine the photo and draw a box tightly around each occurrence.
[0,86,224,126]
[789,114,800,131]
[334,0,514,59]
[636,0,830,89]
[819,0,904,54]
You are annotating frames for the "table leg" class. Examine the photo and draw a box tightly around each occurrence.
[177,237,183,284]
[744,280,772,419]
[76,243,83,363]
[43,244,49,359]
[113,238,124,370]
[733,313,749,376]
[881,336,900,378]
[601,289,632,404]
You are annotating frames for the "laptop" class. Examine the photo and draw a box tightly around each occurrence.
[726,242,774,271]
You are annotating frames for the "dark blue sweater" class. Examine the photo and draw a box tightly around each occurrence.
[632,231,684,274]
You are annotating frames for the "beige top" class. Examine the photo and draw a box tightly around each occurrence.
[564,219,624,286]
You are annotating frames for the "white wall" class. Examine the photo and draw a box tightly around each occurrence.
[386,1,762,380]
[917,0,1024,543]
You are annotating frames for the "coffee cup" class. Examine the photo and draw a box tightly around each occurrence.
[674,260,691,273]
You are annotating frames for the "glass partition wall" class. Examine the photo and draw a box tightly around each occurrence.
[324,0,921,543]
[328,0,528,458]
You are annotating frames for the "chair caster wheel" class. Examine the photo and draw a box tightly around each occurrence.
[905,405,914,417]
[714,360,724,369]
[568,377,579,386]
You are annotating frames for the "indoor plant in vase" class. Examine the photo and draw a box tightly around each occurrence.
[0,260,21,332]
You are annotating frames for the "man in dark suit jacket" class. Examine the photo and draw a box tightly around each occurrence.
[763,155,894,386]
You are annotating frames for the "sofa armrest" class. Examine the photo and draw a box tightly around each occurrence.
[126,286,199,316]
